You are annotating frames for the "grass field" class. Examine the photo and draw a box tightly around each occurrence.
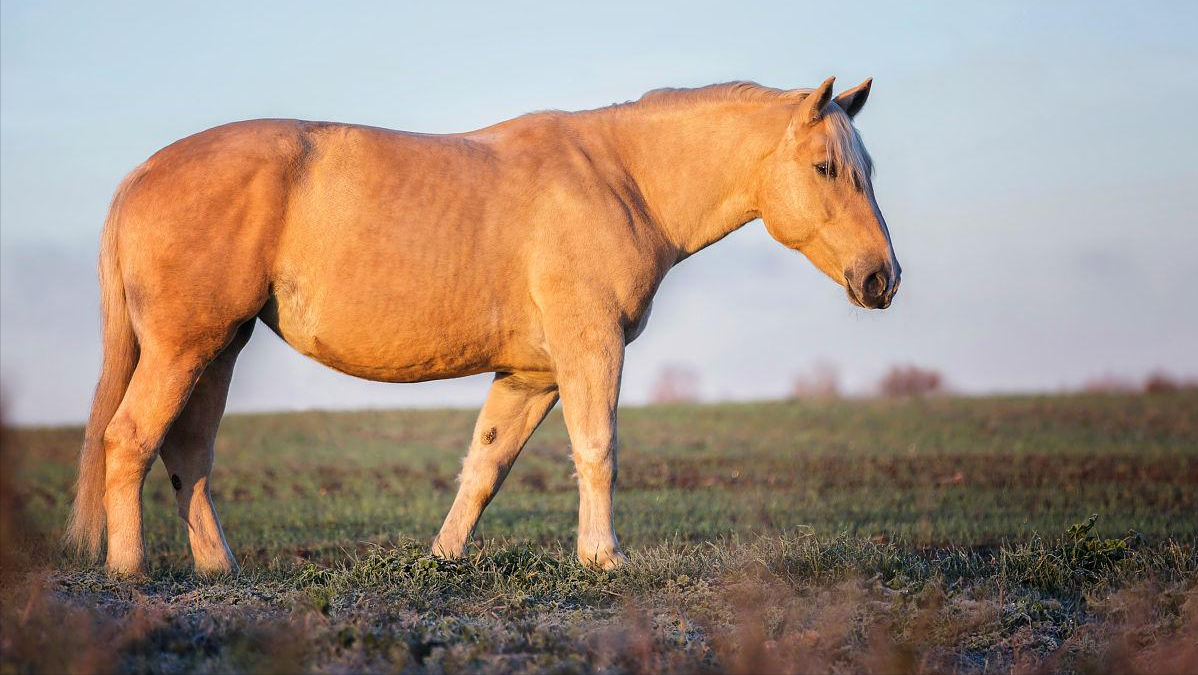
[2,393,1196,673]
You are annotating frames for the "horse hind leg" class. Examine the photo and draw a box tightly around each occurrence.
[432,372,559,558]
[159,321,253,574]
[103,346,215,575]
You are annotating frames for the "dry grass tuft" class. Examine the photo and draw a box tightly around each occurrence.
[0,399,39,584]
[0,576,168,675]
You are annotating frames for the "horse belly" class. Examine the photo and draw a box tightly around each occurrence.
[262,276,532,382]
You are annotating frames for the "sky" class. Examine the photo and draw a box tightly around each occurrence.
[2,1,1196,424]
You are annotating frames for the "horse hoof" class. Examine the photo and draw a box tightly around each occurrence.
[431,538,465,560]
[580,547,627,570]
[105,561,148,579]
[195,558,239,577]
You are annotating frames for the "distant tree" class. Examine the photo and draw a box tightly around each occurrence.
[877,365,944,398]
[649,364,701,404]
[790,361,841,399]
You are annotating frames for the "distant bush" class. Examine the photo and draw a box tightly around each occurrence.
[648,364,701,404]
[1079,371,1198,395]
[1143,371,1198,394]
[877,365,944,398]
[790,362,841,399]
[1080,374,1140,394]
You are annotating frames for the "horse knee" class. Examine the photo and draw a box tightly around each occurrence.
[572,443,617,486]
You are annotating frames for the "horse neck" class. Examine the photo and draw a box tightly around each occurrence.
[593,101,792,259]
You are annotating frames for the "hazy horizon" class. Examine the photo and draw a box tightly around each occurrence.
[3,1,1197,424]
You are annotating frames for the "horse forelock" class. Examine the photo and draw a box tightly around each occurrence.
[820,108,874,189]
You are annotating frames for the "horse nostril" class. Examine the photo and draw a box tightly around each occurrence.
[865,269,887,298]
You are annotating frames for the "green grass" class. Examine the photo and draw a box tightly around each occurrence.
[2,393,1196,673]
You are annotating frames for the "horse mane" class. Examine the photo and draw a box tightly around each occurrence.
[635,81,804,107]
[608,81,875,187]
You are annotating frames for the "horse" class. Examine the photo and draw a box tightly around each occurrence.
[66,76,900,575]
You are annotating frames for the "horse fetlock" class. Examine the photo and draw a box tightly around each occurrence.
[186,521,237,573]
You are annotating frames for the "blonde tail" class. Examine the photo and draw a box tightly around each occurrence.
[65,171,142,558]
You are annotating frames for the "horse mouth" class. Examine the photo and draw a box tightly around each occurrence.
[845,283,892,310]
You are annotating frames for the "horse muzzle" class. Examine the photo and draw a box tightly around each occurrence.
[844,260,900,309]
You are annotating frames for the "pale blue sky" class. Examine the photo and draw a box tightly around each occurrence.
[2,1,1196,423]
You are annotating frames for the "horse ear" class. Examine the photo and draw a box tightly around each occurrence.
[797,76,836,126]
[833,77,872,118]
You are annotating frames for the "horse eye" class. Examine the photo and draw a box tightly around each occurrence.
[814,162,837,178]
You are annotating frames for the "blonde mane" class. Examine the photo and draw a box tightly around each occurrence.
[606,81,874,187]
[635,81,804,106]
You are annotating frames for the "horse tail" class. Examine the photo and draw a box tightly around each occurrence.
[65,168,144,559]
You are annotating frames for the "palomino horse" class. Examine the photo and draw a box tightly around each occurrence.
[67,77,900,575]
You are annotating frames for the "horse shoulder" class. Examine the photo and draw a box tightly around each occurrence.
[524,183,668,345]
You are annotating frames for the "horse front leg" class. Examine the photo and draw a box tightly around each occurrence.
[432,372,559,558]
[550,327,627,570]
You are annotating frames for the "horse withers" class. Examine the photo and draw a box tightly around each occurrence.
[66,77,900,575]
